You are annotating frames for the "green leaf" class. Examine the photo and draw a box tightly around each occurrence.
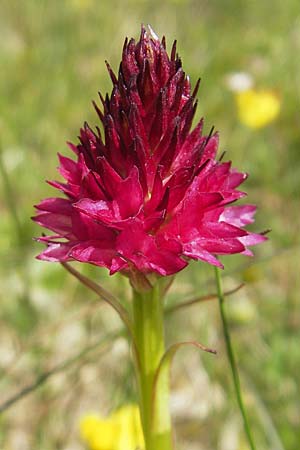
[151,341,216,440]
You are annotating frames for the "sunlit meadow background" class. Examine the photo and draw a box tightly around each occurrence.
[0,0,299,449]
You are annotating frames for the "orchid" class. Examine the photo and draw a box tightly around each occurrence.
[33,26,265,450]
[34,26,265,289]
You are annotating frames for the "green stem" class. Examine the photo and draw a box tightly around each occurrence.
[0,144,23,243]
[132,282,173,450]
[214,267,257,450]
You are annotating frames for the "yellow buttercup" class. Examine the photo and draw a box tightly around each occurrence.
[236,89,280,129]
[80,405,145,450]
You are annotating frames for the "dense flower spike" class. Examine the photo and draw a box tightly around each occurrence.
[34,26,266,279]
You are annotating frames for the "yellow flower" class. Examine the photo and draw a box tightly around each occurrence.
[79,405,144,450]
[236,88,280,129]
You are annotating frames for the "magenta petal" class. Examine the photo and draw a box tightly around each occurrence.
[116,224,186,275]
[115,166,143,218]
[182,242,223,268]
[160,193,223,241]
[184,191,224,212]
[156,234,183,254]
[219,190,247,205]
[70,241,115,267]
[33,212,72,234]
[239,232,268,247]
[58,153,81,184]
[176,192,223,234]
[199,238,246,254]
[220,205,257,227]
[166,167,194,211]
[74,198,113,220]
[146,251,187,276]
[71,209,116,240]
[143,211,165,231]
[109,257,128,275]
[200,133,219,163]
[241,248,254,256]
[80,171,106,200]
[96,156,122,197]
[116,224,151,259]
[171,119,204,171]
[144,169,164,213]
[35,197,72,215]
[37,243,74,261]
[199,222,247,238]
[47,180,80,198]
[74,198,136,229]
[226,170,248,189]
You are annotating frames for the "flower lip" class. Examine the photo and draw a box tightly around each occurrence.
[34,25,266,278]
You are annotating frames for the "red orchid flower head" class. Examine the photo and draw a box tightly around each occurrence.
[33,25,266,284]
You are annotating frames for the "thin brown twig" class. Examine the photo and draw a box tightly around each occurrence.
[61,262,141,370]
[61,263,133,336]
[166,283,245,314]
[0,271,243,415]
[0,330,122,414]
[0,298,105,382]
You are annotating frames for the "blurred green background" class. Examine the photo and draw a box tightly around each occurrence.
[0,0,299,449]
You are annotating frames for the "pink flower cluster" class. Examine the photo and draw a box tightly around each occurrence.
[34,27,266,277]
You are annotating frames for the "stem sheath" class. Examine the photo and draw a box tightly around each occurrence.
[132,282,173,450]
